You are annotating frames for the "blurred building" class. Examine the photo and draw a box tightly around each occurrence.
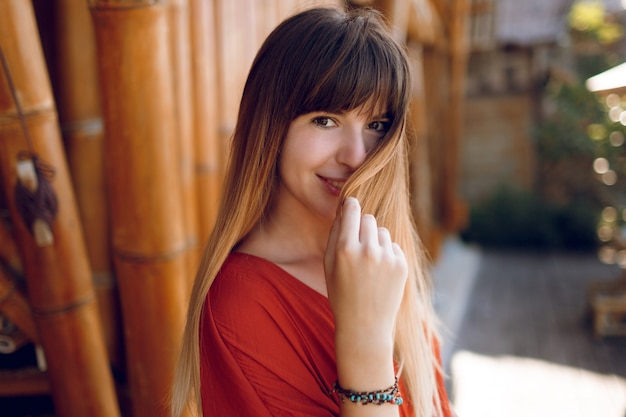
[460,0,574,204]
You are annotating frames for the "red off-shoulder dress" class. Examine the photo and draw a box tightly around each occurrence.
[200,252,452,417]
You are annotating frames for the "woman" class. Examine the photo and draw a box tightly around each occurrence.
[172,6,453,417]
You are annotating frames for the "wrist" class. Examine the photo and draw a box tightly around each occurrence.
[335,335,395,392]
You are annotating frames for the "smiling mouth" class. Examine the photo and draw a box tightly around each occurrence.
[318,175,346,195]
[326,179,344,189]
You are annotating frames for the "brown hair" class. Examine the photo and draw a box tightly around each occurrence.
[171,6,442,417]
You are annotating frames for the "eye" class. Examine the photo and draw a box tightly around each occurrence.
[367,120,390,134]
[312,116,337,128]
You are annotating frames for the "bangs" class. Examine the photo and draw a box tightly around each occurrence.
[280,9,410,127]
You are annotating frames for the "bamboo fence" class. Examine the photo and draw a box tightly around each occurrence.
[90,2,191,416]
[0,0,470,416]
[0,1,120,416]
[52,0,125,375]
[188,0,221,243]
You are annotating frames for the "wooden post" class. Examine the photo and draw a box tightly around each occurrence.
[90,1,190,416]
[214,0,258,159]
[52,0,124,374]
[443,0,470,232]
[169,0,200,279]
[406,43,438,258]
[0,214,22,275]
[189,0,222,242]
[0,269,39,344]
[0,1,120,416]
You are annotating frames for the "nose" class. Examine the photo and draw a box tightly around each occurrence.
[336,128,368,171]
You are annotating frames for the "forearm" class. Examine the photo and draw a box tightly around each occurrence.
[335,333,400,417]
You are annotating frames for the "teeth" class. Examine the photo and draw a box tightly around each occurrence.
[327,180,344,189]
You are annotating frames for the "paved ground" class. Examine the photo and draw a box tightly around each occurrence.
[434,244,626,417]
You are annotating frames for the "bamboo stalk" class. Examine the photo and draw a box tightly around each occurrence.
[0,268,38,343]
[443,0,469,232]
[0,368,50,396]
[90,2,190,416]
[0,1,120,416]
[52,0,124,374]
[406,43,438,258]
[169,0,200,279]
[188,0,221,243]
[214,0,258,158]
[422,46,447,238]
[406,0,445,46]
[370,0,411,43]
[0,215,22,275]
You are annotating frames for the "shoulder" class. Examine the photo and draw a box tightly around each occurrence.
[210,252,285,302]
[204,252,332,339]
[209,252,281,311]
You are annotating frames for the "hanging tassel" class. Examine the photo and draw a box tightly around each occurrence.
[1,46,59,247]
[14,153,58,247]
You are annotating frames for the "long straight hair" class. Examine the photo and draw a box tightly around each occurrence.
[171,7,443,417]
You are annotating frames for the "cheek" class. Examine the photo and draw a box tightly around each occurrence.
[363,133,384,154]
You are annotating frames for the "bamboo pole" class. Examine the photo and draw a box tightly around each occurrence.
[169,0,200,279]
[442,0,469,232]
[188,0,221,243]
[422,47,448,237]
[0,268,38,344]
[406,43,439,258]
[0,214,22,275]
[90,2,190,416]
[214,0,258,158]
[0,368,50,396]
[256,0,279,44]
[0,1,120,416]
[52,0,124,374]
[370,0,411,42]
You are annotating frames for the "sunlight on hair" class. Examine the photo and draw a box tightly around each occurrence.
[451,350,626,417]
[593,157,609,174]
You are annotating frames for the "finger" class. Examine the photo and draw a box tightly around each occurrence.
[338,197,362,246]
[378,226,392,249]
[392,242,406,260]
[359,214,378,244]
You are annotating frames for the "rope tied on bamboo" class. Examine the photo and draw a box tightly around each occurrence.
[14,153,59,246]
[0,46,59,247]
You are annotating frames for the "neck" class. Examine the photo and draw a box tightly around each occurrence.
[243,202,332,262]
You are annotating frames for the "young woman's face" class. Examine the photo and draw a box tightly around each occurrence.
[274,107,390,224]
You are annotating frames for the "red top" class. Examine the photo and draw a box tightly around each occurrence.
[200,252,452,417]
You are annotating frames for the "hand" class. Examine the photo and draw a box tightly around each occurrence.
[324,197,408,342]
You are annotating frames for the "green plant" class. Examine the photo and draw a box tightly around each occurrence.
[460,186,599,250]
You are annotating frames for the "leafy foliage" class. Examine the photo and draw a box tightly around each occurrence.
[461,0,626,252]
[461,186,598,251]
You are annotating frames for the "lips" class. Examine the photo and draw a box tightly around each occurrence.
[318,175,346,196]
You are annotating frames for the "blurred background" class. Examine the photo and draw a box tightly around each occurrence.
[0,0,625,416]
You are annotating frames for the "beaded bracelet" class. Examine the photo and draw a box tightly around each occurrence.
[331,377,403,406]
